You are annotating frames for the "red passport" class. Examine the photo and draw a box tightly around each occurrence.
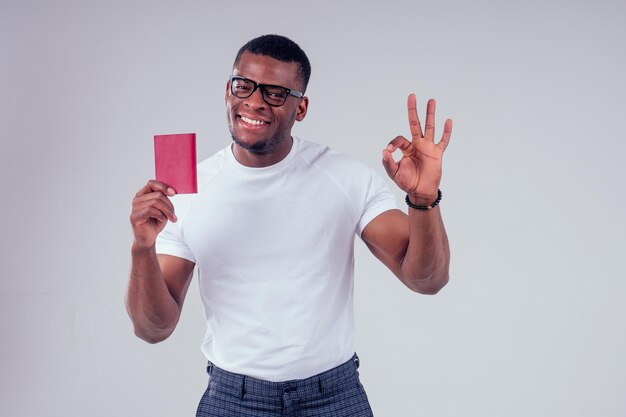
[154,133,197,194]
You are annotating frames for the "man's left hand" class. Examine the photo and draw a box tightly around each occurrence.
[382,94,452,206]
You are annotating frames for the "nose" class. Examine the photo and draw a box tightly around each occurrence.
[243,87,267,109]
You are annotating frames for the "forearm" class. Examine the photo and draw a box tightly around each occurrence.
[125,243,181,343]
[399,206,450,294]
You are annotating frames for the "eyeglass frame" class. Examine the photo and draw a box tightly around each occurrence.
[228,75,304,107]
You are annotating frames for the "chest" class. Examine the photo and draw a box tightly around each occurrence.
[180,168,359,273]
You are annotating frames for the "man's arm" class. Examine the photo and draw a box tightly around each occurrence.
[125,180,195,343]
[362,95,452,294]
[362,208,449,294]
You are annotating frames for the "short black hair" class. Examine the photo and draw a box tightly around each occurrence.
[233,34,311,92]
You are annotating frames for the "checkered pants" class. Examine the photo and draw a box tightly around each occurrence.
[196,354,374,416]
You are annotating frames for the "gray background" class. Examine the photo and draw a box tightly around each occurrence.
[2,0,625,416]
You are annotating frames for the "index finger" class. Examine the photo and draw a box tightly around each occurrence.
[407,93,423,140]
[135,180,176,197]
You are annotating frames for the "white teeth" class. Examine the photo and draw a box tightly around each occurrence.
[241,116,265,125]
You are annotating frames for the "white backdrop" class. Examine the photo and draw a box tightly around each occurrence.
[2,0,625,416]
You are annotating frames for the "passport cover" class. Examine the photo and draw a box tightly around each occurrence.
[154,133,197,194]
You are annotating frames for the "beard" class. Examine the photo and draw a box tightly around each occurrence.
[230,131,285,155]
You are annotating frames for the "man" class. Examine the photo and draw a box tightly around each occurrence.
[127,34,452,417]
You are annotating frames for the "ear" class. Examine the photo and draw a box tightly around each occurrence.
[225,80,230,104]
[295,96,309,122]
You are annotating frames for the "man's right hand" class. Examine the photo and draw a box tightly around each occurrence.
[130,180,178,249]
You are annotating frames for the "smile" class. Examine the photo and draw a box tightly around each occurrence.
[239,115,268,126]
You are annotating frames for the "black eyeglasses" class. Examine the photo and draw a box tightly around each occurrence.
[229,76,304,107]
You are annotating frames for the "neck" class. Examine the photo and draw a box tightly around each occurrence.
[232,136,294,168]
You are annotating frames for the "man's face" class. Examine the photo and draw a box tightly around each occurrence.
[226,51,308,155]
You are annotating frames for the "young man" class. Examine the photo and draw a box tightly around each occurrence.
[127,34,452,417]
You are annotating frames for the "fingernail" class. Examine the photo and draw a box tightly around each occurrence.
[167,187,176,195]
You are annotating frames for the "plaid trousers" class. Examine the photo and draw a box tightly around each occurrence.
[196,353,374,417]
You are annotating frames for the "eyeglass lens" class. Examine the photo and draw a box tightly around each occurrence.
[231,78,289,106]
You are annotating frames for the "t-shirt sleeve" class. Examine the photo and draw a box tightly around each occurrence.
[356,170,399,236]
[156,194,196,263]
[155,216,196,263]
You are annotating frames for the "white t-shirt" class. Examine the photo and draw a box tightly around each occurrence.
[156,137,398,381]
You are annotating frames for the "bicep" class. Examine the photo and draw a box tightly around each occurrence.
[361,209,409,277]
[157,254,195,309]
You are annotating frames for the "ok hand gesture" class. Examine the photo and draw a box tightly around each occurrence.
[382,94,452,206]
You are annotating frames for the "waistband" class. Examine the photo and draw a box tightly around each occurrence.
[206,354,361,399]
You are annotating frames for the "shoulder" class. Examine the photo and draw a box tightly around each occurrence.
[197,146,229,182]
[168,145,229,215]
[295,138,393,213]
[296,137,373,177]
